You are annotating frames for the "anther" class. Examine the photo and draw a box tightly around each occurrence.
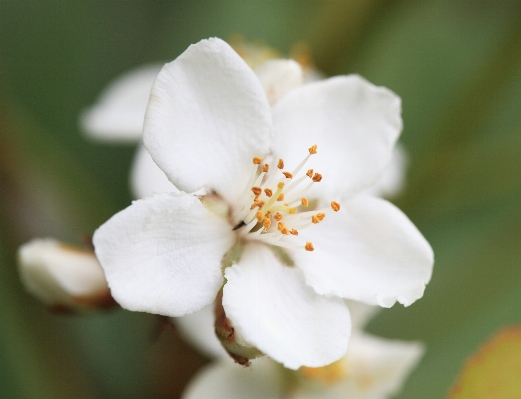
[274,213,283,221]
[263,218,271,229]
[308,144,317,154]
[312,173,323,182]
[290,229,299,236]
[277,159,284,169]
[306,169,314,178]
[251,187,262,196]
[262,164,270,173]
[281,227,289,235]
[317,213,326,221]
[301,197,309,207]
[289,208,297,214]
[282,171,293,179]
[312,215,320,224]
[331,201,341,212]
[264,188,273,197]
[277,193,285,201]
[305,242,314,251]
[256,211,264,222]
[277,222,286,231]
[253,157,263,165]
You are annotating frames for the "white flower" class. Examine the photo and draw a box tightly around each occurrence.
[182,301,424,399]
[18,238,112,311]
[93,37,433,369]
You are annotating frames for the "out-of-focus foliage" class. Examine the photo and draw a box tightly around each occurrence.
[1,1,521,398]
[449,326,521,399]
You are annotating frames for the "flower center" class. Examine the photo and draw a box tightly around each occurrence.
[231,145,340,251]
[299,358,347,386]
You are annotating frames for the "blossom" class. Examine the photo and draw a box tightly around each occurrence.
[17,238,113,311]
[93,37,433,369]
[182,301,424,399]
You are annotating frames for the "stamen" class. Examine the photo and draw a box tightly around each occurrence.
[253,157,263,165]
[312,173,322,182]
[288,208,297,214]
[308,144,317,154]
[278,182,285,189]
[277,222,286,231]
[305,242,314,251]
[256,211,264,223]
[331,201,341,212]
[251,187,262,196]
[317,213,326,221]
[264,188,273,197]
[263,218,271,229]
[277,193,285,201]
[306,169,314,178]
[277,159,284,169]
[274,213,283,221]
[301,197,309,207]
[280,227,289,235]
[282,172,293,179]
[262,164,270,173]
[311,215,320,224]
[290,229,299,235]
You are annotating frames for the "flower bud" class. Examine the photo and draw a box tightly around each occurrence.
[17,238,115,312]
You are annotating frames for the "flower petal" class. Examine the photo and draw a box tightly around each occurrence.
[143,38,272,204]
[93,192,235,317]
[363,143,408,199]
[272,75,402,199]
[345,300,380,332]
[129,144,179,199]
[341,333,424,399]
[80,64,161,142]
[173,303,227,358]
[223,243,351,370]
[254,59,303,106]
[293,195,433,307]
[182,357,282,399]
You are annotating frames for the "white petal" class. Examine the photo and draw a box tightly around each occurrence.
[182,357,282,399]
[17,238,108,306]
[345,300,380,332]
[143,38,272,204]
[223,243,351,370]
[340,333,424,399]
[129,144,179,199]
[272,75,402,199]
[92,192,235,317]
[80,64,161,142]
[172,303,227,358]
[293,195,433,308]
[363,143,408,199]
[254,59,303,106]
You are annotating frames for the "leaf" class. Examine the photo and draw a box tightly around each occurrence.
[449,326,521,399]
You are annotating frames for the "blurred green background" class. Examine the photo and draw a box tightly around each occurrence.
[1,1,521,398]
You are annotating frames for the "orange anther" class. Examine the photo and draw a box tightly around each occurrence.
[312,215,320,224]
[256,211,264,222]
[306,169,314,178]
[288,208,297,214]
[277,159,284,169]
[277,222,286,231]
[305,242,314,251]
[281,227,289,235]
[308,144,317,154]
[317,213,326,221]
[290,229,299,236]
[282,171,293,179]
[312,173,323,182]
[251,187,262,196]
[264,188,273,197]
[277,193,285,201]
[263,218,271,229]
[274,213,283,221]
[301,197,309,207]
[331,201,341,212]
[262,164,270,173]
[253,156,263,165]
